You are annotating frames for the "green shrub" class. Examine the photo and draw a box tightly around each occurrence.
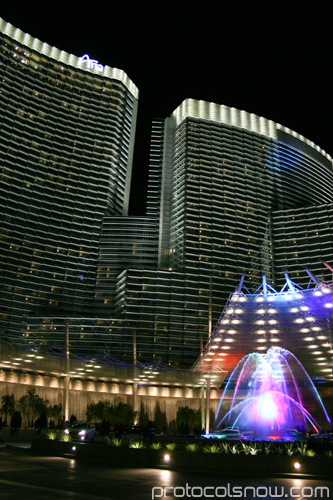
[203,443,221,453]
[165,442,177,451]
[262,443,272,455]
[129,440,145,449]
[60,434,72,442]
[219,442,229,454]
[306,449,316,457]
[46,431,57,440]
[285,443,295,456]
[150,442,162,450]
[241,443,251,455]
[295,442,316,457]
[249,443,260,455]
[274,444,285,455]
[105,436,123,447]
[229,444,240,455]
[184,443,200,452]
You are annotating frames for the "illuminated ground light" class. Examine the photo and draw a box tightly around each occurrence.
[164,454,170,462]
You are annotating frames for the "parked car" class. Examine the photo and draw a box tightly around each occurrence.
[284,429,307,441]
[64,422,96,441]
[213,427,245,440]
[121,425,144,435]
[116,423,155,437]
[202,427,245,440]
[309,431,333,441]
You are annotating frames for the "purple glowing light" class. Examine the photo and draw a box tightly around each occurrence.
[215,347,331,439]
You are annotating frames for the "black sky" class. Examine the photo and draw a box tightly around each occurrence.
[1,1,332,215]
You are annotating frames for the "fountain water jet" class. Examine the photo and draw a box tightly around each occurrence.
[215,347,331,440]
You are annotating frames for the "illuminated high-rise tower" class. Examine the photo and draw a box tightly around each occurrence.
[0,18,138,336]
[157,100,333,284]
[106,99,333,365]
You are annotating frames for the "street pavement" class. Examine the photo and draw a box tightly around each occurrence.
[0,429,332,499]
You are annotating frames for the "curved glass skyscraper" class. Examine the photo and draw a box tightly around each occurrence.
[0,18,138,335]
[93,100,333,366]
[162,100,332,290]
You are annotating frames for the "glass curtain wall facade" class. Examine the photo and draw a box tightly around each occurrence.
[94,216,158,314]
[23,99,333,367]
[95,100,333,366]
[2,15,333,370]
[0,19,138,338]
[273,203,333,288]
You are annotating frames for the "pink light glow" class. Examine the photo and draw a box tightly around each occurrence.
[258,393,278,420]
[215,347,330,439]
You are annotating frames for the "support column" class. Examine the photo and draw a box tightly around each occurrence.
[205,378,211,435]
[208,276,212,340]
[64,318,70,423]
[133,330,138,424]
[201,385,205,432]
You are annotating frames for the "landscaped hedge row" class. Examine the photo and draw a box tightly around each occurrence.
[31,437,333,477]
[45,432,333,457]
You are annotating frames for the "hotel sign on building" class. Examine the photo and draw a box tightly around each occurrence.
[78,54,104,72]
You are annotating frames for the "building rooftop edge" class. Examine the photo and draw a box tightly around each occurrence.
[0,17,139,99]
[171,99,332,163]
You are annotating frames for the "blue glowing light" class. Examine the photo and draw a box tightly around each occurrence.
[215,347,331,440]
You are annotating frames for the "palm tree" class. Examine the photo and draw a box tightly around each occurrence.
[22,388,48,426]
[48,404,63,427]
[1,394,15,426]
[176,406,200,434]
[18,395,29,427]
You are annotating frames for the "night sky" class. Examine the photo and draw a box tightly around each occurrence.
[1,1,331,215]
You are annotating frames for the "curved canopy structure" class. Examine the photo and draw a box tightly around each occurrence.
[193,265,333,381]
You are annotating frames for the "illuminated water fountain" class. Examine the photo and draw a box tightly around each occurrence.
[215,347,331,440]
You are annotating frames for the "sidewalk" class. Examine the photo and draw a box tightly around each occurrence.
[0,427,36,449]
[0,428,107,449]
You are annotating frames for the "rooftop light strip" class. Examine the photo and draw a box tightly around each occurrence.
[276,124,332,162]
[172,99,332,163]
[0,17,138,99]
